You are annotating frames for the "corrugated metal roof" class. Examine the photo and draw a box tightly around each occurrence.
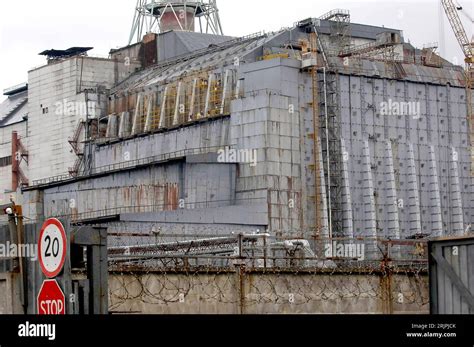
[328,56,466,87]
[0,90,28,127]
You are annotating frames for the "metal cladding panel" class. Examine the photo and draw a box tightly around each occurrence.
[93,117,230,168]
[335,74,473,238]
[42,165,182,220]
[429,237,474,314]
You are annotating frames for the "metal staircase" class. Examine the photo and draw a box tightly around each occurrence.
[68,120,85,177]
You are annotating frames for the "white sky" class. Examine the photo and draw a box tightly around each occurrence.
[0,0,472,97]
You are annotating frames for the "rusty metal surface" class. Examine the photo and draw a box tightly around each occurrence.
[327,56,466,87]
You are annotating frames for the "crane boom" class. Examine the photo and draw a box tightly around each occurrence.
[441,0,474,175]
[441,0,473,62]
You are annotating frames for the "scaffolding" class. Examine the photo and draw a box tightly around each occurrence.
[68,120,85,177]
[129,0,224,45]
[304,32,324,239]
[11,132,29,189]
[319,9,351,56]
[320,70,344,237]
[314,11,350,236]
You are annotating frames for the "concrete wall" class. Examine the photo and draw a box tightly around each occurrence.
[109,272,429,314]
[92,117,230,168]
[229,57,472,239]
[27,57,135,183]
[38,162,237,221]
[20,117,242,230]
[0,273,24,314]
[0,270,428,314]
[232,59,304,236]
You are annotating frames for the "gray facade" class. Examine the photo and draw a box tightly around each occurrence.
[9,18,473,262]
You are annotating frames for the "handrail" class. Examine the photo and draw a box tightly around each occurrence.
[319,9,350,21]
[30,145,232,188]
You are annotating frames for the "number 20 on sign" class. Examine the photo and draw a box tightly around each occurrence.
[38,218,67,278]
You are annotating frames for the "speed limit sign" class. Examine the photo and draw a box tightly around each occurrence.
[38,219,67,278]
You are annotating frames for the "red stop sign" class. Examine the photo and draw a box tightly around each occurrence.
[37,280,66,315]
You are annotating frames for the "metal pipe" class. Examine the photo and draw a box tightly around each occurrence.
[189,78,198,120]
[322,67,333,238]
[220,69,231,114]
[108,233,272,255]
[84,89,92,176]
[11,132,18,191]
[15,206,27,313]
[173,82,182,125]
[204,73,215,117]
[159,86,168,128]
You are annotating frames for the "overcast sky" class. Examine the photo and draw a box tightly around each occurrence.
[0,0,472,97]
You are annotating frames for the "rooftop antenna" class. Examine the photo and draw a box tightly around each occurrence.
[129,0,224,45]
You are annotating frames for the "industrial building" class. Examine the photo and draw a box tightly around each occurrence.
[0,0,473,314]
